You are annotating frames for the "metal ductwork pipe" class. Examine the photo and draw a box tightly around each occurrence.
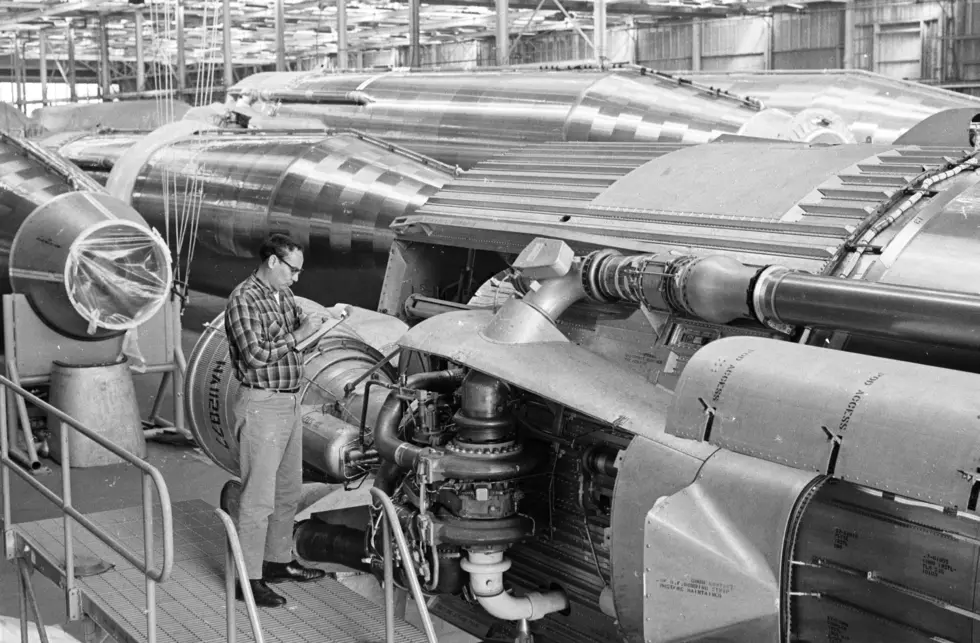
[0,132,171,340]
[584,246,980,351]
[228,69,854,169]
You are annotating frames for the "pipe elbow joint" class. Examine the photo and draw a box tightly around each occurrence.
[475,589,569,622]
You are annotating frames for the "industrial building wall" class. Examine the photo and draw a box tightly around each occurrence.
[632,0,980,94]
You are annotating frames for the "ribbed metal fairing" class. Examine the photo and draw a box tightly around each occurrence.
[404,141,967,276]
[229,69,825,169]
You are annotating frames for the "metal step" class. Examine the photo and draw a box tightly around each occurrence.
[13,499,429,643]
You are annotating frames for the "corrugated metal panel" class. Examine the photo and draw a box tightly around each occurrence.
[700,16,766,71]
[773,48,841,69]
[701,16,766,57]
[773,9,841,52]
[511,31,591,65]
[635,23,693,70]
[702,53,765,71]
[877,22,923,80]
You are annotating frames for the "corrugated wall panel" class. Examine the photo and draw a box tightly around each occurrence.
[636,23,693,70]
[701,16,766,71]
[773,9,841,52]
[701,16,766,57]
[773,48,842,69]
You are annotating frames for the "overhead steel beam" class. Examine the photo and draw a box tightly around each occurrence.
[416,0,739,16]
[0,0,111,31]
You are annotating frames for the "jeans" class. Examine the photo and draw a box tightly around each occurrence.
[232,387,303,579]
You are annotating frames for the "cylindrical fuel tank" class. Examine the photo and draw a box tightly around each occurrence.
[184,296,406,478]
[105,125,455,308]
[228,68,853,169]
[682,69,980,144]
[0,133,171,339]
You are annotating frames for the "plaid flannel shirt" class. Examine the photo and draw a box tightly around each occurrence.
[224,272,303,391]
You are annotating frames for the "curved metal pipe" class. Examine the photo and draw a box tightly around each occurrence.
[374,369,465,469]
[460,550,568,621]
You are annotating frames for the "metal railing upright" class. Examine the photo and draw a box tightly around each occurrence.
[0,373,174,642]
[369,487,439,643]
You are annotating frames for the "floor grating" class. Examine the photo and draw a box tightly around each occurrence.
[13,499,429,643]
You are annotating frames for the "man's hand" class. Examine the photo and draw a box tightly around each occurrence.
[293,314,321,344]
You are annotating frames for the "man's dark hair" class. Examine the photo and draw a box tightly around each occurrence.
[259,233,303,262]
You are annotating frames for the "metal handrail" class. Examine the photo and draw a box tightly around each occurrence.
[369,487,439,643]
[0,373,174,643]
[214,509,265,643]
[0,373,174,581]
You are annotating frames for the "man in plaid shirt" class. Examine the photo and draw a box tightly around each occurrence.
[224,233,327,608]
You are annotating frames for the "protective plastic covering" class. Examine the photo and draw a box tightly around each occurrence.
[29,99,191,134]
[65,221,171,333]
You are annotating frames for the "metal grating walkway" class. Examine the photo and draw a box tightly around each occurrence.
[13,499,429,643]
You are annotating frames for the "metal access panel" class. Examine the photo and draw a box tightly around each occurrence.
[13,499,430,643]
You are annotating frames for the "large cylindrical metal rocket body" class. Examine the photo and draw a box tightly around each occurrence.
[0,132,171,340]
[100,127,455,307]
[681,69,980,143]
[228,68,852,168]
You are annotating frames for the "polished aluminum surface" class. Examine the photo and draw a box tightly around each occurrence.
[683,69,980,144]
[119,129,454,306]
[229,68,839,169]
[0,133,171,338]
[37,130,149,185]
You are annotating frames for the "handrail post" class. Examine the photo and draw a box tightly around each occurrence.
[59,399,77,620]
[383,519,394,643]
[214,508,265,643]
[1,386,12,560]
[370,487,439,643]
[143,473,157,643]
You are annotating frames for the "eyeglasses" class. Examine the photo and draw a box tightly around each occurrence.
[278,256,303,276]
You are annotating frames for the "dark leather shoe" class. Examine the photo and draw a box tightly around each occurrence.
[236,579,286,607]
[263,560,327,584]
